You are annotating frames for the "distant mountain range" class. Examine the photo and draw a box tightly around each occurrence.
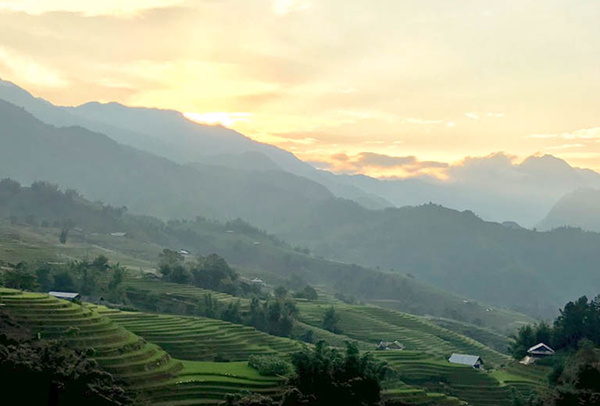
[2,78,600,227]
[3,79,600,318]
[0,79,390,210]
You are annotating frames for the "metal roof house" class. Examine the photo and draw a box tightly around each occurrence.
[448,353,484,369]
[527,343,555,357]
[49,291,81,302]
[377,341,405,351]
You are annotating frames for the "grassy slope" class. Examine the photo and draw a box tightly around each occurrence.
[0,220,535,335]
[0,224,551,405]
[118,279,552,405]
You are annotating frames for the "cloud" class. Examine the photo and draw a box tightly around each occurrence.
[272,0,312,16]
[0,46,67,87]
[548,143,586,150]
[0,0,185,16]
[528,127,600,141]
[465,112,480,120]
[184,112,253,128]
[404,118,443,125]
[311,152,449,178]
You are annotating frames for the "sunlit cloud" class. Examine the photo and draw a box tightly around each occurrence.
[528,127,600,140]
[272,0,312,16]
[404,118,444,125]
[0,46,67,87]
[465,112,480,120]
[184,112,253,128]
[312,152,450,179]
[0,0,184,16]
[548,144,585,149]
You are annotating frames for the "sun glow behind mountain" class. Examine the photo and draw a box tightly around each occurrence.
[184,112,253,128]
[0,0,599,176]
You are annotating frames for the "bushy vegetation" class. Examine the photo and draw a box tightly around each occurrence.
[0,255,127,303]
[510,295,600,358]
[294,285,318,301]
[288,341,388,406]
[0,311,133,406]
[322,306,341,334]
[248,355,292,376]
[228,342,388,406]
[159,249,261,297]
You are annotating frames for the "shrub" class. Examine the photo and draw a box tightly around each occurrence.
[248,355,292,376]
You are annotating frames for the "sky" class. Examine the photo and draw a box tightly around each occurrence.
[0,0,599,177]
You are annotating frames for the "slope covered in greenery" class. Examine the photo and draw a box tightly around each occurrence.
[270,199,600,318]
[0,180,533,332]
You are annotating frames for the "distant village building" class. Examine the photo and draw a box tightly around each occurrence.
[527,343,555,357]
[110,232,127,237]
[178,249,191,256]
[49,291,81,302]
[376,341,405,351]
[521,343,555,365]
[250,278,264,285]
[448,353,484,369]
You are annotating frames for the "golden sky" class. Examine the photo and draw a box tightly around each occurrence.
[0,0,599,177]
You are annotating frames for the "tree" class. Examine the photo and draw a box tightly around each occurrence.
[274,286,288,299]
[543,340,600,406]
[287,341,387,406]
[3,263,37,291]
[59,226,70,244]
[295,285,318,301]
[35,267,54,292]
[108,264,125,292]
[53,271,76,291]
[222,300,242,324]
[323,306,341,334]
[203,293,219,318]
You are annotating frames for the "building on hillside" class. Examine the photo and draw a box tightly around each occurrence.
[520,343,556,365]
[376,341,405,351]
[527,343,555,357]
[49,291,81,302]
[178,249,191,256]
[110,232,127,237]
[448,353,484,369]
[250,278,265,285]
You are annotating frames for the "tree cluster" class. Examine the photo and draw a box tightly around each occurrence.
[0,311,133,406]
[509,295,600,359]
[158,250,260,297]
[1,255,127,303]
[227,342,389,406]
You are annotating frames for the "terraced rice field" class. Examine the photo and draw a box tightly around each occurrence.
[297,301,511,366]
[93,306,302,361]
[376,351,550,406]
[0,288,284,405]
[0,288,181,398]
[382,387,465,406]
[148,361,284,406]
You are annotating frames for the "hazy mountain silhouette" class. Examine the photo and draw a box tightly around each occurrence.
[2,98,600,318]
[335,154,600,226]
[537,188,600,232]
[0,99,336,226]
[0,79,389,210]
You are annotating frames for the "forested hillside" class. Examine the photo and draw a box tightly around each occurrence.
[269,199,600,318]
[0,180,531,331]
